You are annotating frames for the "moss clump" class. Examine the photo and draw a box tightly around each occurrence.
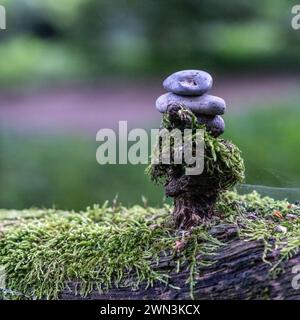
[0,203,220,299]
[218,191,300,270]
[0,191,300,300]
[147,106,245,191]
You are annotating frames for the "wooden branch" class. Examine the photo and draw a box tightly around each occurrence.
[59,224,300,300]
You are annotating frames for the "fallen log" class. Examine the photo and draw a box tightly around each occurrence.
[59,224,300,300]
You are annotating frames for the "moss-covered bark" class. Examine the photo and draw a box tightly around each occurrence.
[147,106,245,229]
[0,191,299,300]
[59,224,300,300]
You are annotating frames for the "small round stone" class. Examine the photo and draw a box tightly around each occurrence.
[196,115,225,137]
[155,93,226,115]
[274,225,287,234]
[163,69,213,96]
[286,214,297,220]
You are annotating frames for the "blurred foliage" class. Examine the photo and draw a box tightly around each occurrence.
[0,132,164,210]
[225,103,300,188]
[0,103,300,210]
[0,0,300,86]
[0,36,87,86]
[0,0,299,209]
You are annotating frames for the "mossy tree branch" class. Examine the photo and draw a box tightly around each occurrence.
[1,191,300,300]
[58,224,300,300]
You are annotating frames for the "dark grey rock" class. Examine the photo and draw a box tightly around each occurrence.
[163,70,213,95]
[155,93,226,115]
[197,115,225,137]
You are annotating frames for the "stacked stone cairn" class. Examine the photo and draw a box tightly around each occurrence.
[155,69,226,137]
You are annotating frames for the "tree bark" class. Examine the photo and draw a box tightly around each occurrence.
[165,173,219,230]
[172,193,217,229]
[58,224,300,300]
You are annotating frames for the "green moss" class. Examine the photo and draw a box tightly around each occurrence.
[146,106,245,191]
[0,191,299,300]
[0,203,220,299]
[218,191,300,270]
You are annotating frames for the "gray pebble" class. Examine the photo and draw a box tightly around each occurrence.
[196,115,225,137]
[274,225,287,234]
[155,93,226,115]
[245,213,258,220]
[163,70,213,95]
[286,214,297,220]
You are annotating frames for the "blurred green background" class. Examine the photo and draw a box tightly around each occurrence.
[0,0,300,210]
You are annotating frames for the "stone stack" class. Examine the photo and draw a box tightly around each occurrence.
[155,69,226,137]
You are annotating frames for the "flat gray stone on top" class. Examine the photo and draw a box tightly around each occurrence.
[155,92,226,115]
[163,69,213,96]
[196,115,225,137]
